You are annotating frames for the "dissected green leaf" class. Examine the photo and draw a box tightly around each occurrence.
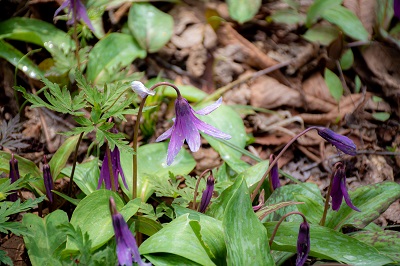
[226,0,262,24]
[324,68,343,102]
[87,33,146,84]
[128,3,174,53]
[265,222,393,265]
[223,177,274,265]
[22,210,69,266]
[325,182,400,230]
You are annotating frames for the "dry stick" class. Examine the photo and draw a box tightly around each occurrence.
[198,60,292,105]
[269,211,307,247]
[68,132,84,196]
[250,127,318,202]
[192,169,212,211]
[132,82,182,199]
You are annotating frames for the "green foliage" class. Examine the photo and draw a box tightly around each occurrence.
[0,250,12,266]
[128,3,174,53]
[324,68,344,102]
[227,0,262,24]
[0,115,30,150]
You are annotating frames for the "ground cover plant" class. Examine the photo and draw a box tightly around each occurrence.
[1,0,400,265]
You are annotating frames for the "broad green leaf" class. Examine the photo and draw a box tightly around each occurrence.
[256,201,305,221]
[128,3,174,53]
[226,0,262,24]
[223,177,274,265]
[372,112,390,121]
[322,5,369,41]
[61,158,100,196]
[340,49,354,70]
[87,33,146,84]
[133,215,163,237]
[305,0,342,27]
[302,24,339,45]
[140,214,216,266]
[173,205,227,265]
[262,183,323,223]
[0,151,44,192]
[49,135,81,180]
[0,17,74,53]
[265,222,393,265]
[163,85,208,102]
[352,230,400,261]
[200,104,248,173]
[236,159,269,191]
[325,182,400,230]
[52,190,80,206]
[67,190,140,251]
[269,9,305,25]
[22,210,69,266]
[120,142,196,201]
[294,194,324,224]
[324,68,343,102]
[0,40,43,80]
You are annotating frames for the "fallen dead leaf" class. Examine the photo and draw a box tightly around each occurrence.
[343,0,376,36]
[302,72,336,105]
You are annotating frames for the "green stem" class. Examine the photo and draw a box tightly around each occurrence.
[269,211,307,248]
[192,169,211,211]
[132,82,182,199]
[251,127,318,202]
[68,132,84,196]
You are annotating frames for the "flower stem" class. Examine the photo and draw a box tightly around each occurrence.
[72,2,80,71]
[269,211,307,247]
[132,82,182,199]
[68,132,84,196]
[192,169,211,211]
[251,126,318,202]
[319,162,340,226]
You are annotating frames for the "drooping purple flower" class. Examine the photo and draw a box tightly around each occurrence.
[156,96,231,165]
[331,162,360,212]
[296,221,310,266]
[198,174,215,213]
[43,156,54,203]
[270,154,281,190]
[97,146,128,190]
[9,154,20,202]
[395,0,400,19]
[109,197,151,266]
[54,0,95,32]
[317,127,357,156]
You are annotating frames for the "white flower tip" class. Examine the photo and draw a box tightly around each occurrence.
[131,81,155,98]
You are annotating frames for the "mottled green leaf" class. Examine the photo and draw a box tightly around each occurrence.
[227,0,261,24]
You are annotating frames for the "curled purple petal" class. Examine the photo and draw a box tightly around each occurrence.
[157,96,231,165]
[198,175,215,213]
[54,0,94,32]
[340,178,361,212]
[317,127,357,156]
[296,221,310,266]
[195,97,222,115]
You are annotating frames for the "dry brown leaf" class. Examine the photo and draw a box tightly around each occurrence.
[217,23,290,85]
[302,72,336,105]
[343,0,376,36]
[255,133,292,146]
[250,75,335,112]
[299,93,364,124]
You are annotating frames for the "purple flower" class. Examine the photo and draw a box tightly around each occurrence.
[395,0,400,19]
[43,156,54,203]
[198,175,215,213]
[97,146,128,190]
[331,162,360,212]
[270,154,280,190]
[296,221,310,266]
[317,127,357,156]
[9,154,20,202]
[156,96,231,165]
[54,0,95,31]
[109,197,151,266]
